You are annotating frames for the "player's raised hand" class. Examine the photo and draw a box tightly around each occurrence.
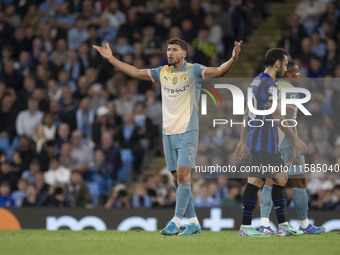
[92,43,113,61]
[232,41,242,61]
[234,142,248,161]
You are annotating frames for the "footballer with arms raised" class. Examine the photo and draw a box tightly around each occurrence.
[94,38,242,236]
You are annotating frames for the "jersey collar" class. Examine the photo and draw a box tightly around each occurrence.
[170,61,187,73]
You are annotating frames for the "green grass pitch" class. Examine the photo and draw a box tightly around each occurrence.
[0,230,339,255]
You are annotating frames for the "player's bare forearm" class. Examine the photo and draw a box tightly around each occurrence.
[273,113,297,141]
[108,56,150,81]
[234,106,248,160]
[240,106,248,144]
[204,41,242,78]
[93,43,151,81]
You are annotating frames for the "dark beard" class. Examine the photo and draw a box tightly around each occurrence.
[276,68,284,78]
[168,59,180,66]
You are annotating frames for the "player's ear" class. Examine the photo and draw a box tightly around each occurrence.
[274,60,281,69]
[182,50,187,58]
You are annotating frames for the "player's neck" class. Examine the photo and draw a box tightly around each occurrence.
[264,68,276,79]
[172,60,186,72]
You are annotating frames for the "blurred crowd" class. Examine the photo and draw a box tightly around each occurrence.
[0,0,339,211]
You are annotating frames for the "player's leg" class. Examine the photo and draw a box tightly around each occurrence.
[160,134,180,235]
[177,130,201,236]
[259,178,276,234]
[291,176,326,234]
[239,177,268,237]
[171,170,200,236]
[273,169,302,236]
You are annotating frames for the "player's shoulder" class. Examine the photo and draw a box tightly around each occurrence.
[277,80,294,89]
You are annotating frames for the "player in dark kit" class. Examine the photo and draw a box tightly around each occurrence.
[259,61,326,235]
[234,48,308,237]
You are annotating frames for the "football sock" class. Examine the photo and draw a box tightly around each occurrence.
[299,218,309,229]
[171,217,181,228]
[272,184,287,224]
[242,183,259,226]
[188,217,199,225]
[185,192,196,218]
[174,184,192,220]
[260,185,272,227]
[293,188,309,225]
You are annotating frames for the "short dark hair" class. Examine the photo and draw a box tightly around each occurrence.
[264,48,287,67]
[167,38,188,53]
[287,61,297,73]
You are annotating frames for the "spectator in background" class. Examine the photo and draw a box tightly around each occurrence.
[310,30,326,59]
[116,110,144,176]
[0,181,15,207]
[47,80,62,101]
[277,26,299,59]
[1,60,23,92]
[0,92,18,142]
[21,184,37,207]
[105,183,130,209]
[51,38,68,68]
[92,105,113,145]
[44,156,70,186]
[87,149,115,205]
[55,122,71,153]
[10,150,25,177]
[98,14,119,43]
[16,73,37,110]
[42,112,57,141]
[132,182,151,208]
[34,172,50,206]
[67,170,92,208]
[22,159,41,185]
[59,142,77,171]
[85,24,102,66]
[12,27,30,59]
[76,97,95,138]
[59,86,77,130]
[97,131,121,177]
[47,184,71,207]
[70,130,93,173]
[12,178,28,207]
[56,2,76,33]
[37,140,57,172]
[4,4,21,28]
[64,51,83,82]
[67,16,89,50]
[143,174,163,207]
[114,85,135,116]
[104,0,126,28]
[295,0,326,36]
[16,97,43,137]
[30,125,47,155]
[88,83,107,112]
[297,37,313,67]
[74,75,90,101]
[0,161,18,191]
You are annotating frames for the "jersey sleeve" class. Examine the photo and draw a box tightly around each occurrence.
[193,63,207,79]
[148,66,163,83]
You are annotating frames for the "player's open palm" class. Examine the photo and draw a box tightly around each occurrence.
[93,43,113,61]
[232,41,242,61]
